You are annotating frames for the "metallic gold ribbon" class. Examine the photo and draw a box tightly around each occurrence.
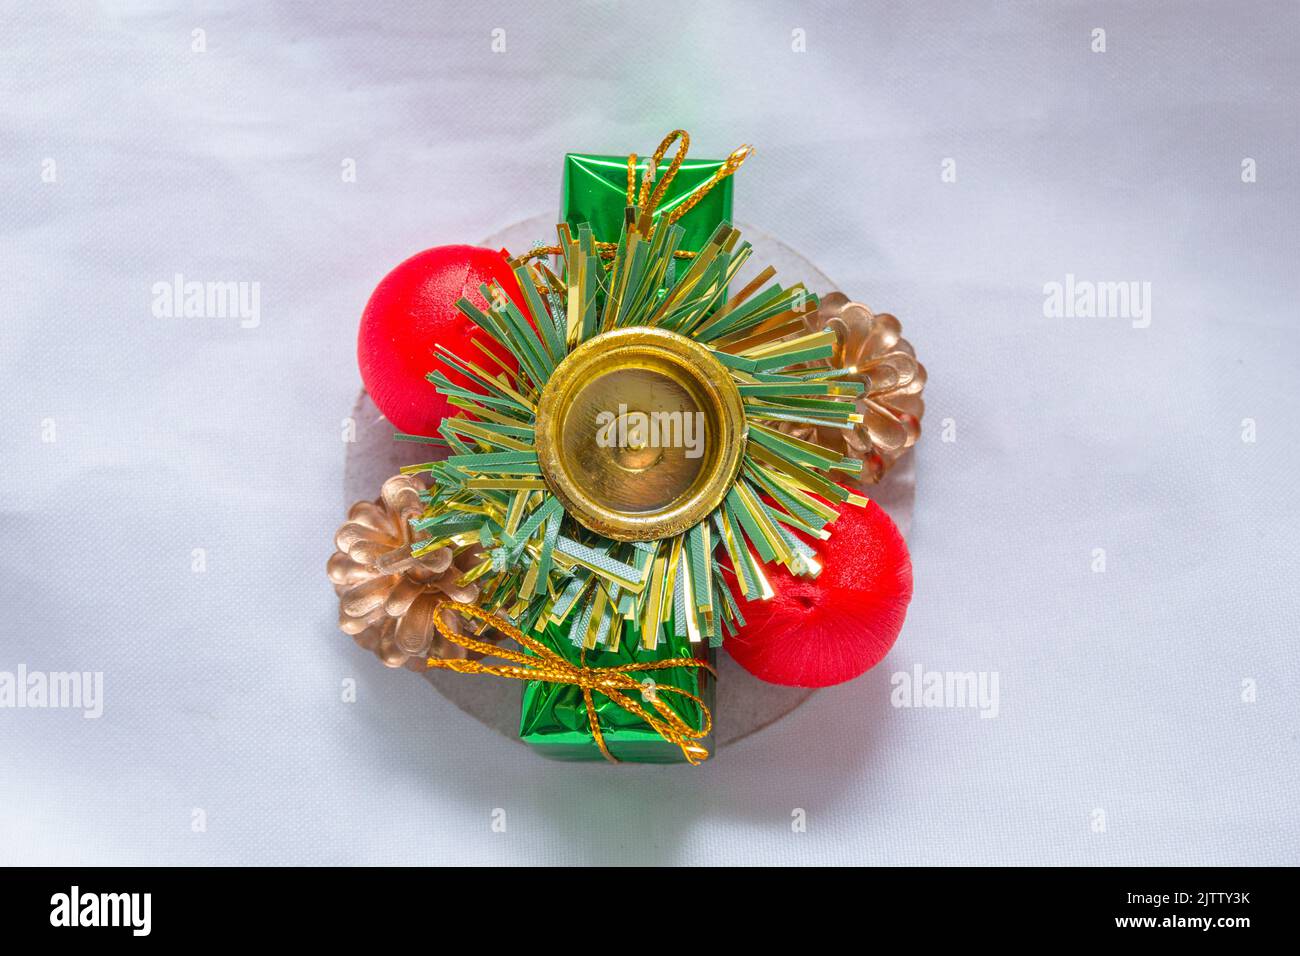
[426,601,717,765]
[513,128,752,266]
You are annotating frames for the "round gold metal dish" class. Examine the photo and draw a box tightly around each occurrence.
[534,327,747,542]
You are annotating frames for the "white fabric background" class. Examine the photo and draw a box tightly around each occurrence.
[2,1,1296,866]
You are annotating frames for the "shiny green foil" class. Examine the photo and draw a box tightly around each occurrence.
[561,152,735,253]
[519,618,715,763]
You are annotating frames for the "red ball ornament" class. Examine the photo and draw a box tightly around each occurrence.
[358,245,525,438]
[724,501,913,688]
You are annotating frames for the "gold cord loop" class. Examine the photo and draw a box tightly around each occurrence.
[643,128,690,213]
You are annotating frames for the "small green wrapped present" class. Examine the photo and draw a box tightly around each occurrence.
[561,151,736,254]
[519,618,715,764]
[412,131,860,770]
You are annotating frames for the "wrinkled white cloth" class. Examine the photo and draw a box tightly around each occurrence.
[1,2,1296,865]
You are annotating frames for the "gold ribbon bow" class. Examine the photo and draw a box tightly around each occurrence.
[426,601,717,765]
[513,128,752,267]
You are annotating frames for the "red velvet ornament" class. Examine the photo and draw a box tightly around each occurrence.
[724,501,913,688]
[358,245,525,438]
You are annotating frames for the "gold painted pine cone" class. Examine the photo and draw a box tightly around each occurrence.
[786,292,926,484]
[327,474,486,671]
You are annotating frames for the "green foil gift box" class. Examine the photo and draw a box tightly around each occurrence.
[412,131,857,769]
[519,617,715,764]
[561,151,736,253]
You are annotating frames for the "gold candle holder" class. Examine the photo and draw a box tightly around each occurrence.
[534,327,746,542]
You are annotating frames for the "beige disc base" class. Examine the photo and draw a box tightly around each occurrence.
[340,217,916,753]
